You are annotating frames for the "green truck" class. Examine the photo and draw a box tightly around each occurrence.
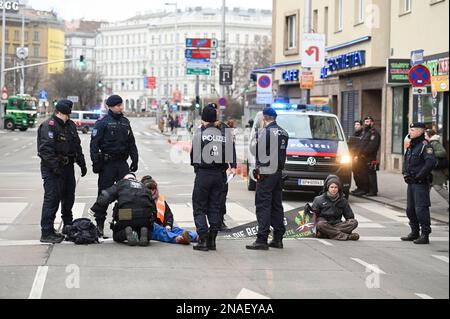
[3,95,38,131]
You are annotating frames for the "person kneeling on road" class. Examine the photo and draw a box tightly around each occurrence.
[92,174,156,246]
[141,176,198,245]
[312,175,360,241]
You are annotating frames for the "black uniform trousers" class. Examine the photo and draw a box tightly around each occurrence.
[360,162,378,194]
[220,171,228,220]
[91,160,130,223]
[41,165,76,236]
[255,171,286,244]
[406,184,432,235]
[352,159,365,190]
[192,169,223,238]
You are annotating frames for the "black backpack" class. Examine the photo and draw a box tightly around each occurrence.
[65,218,100,245]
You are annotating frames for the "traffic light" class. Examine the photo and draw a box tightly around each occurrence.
[53,99,58,107]
[195,96,201,109]
[97,80,103,89]
[79,55,86,68]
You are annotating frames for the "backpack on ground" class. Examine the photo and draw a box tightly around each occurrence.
[65,218,100,245]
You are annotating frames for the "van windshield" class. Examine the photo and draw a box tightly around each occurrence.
[83,113,101,120]
[277,114,344,141]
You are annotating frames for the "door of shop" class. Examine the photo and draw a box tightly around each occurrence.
[341,91,359,137]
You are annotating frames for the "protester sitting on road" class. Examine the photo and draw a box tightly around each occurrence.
[311,175,360,241]
[94,174,156,246]
[141,176,198,245]
[425,129,449,203]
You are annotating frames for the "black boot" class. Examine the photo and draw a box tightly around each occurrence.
[208,231,218,251]
[96,220,104,238]
[246,241,269,250]
[414,234,430,245]
[268,239,283,249]
[400,232,420,241]
[193,235,209,252]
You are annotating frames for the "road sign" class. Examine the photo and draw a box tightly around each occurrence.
[16,47,29,60]
[186,61,211,69]
[411,50,424,67]
[145,77,156,89]
[220,64,233,86]
[187,68,210,76]
[186,58,211,64]
[185,49,217,60]
[413,87,428,95]
[39,89,48,100]
[300,71,315,90]
[302,33,326,68]
[256,74,273,104]
[219,97,227,107]
[409,65,431,87]
[185,38,218,49]
[67,96,79,103]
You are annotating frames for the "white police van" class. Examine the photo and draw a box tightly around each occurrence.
[247,104,352,198]
[70,111,104,134]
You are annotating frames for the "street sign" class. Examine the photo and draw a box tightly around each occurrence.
[411,49,424,67]
[387,59,411,84]
[219,64,233,86]
[256,74,273,104]
[16,47,29,60]
[186,58,211,64]
[300,71,315,90]
[186,61,211,69]
[413,87,428,95]
[145,76,156,89]
[185,49,217,59]
[219,97,227,107]
[302,33,326,68]
[185,38,218,49]
[409,65,431,87]
[187,68,210,76]
[67,96,79,103]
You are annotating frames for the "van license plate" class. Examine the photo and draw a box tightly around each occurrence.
[298,179,324,186]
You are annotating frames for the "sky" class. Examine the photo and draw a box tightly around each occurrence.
[26,0,272,21]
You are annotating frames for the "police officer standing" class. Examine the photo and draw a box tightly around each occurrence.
[348,120,364,194]
[191,105,236,252]
[38,100,87,243]
[354,116,381,196]
[402,123,436,245]
[246,107,289,250]
[90,95,139,237]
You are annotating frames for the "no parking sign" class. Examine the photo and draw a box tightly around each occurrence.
[256,74,273,105]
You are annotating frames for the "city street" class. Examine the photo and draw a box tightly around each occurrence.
[0,117,448,299]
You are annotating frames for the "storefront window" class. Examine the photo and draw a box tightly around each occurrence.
[392,87,409,154]
[413,92,448,140]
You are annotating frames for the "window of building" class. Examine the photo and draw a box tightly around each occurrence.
[358,0,365,23]
[82,38,87,46]
[33,46,39,57]
[287,14,297,49]
[392,87,409,154]
[400,0,412,14]
[324,7,329,45]
[335,0,344,31]
[14,30,20,42]
[34,31,40,42]
[202,83,207,92]
[184,84,188,96]
[313,9,319,32]
[24,31,28,42]
[245,34,249,44]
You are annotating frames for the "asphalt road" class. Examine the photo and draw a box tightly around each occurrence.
[0,117,448,300]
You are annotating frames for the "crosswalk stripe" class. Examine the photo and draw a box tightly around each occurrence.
[358,223,384,229]
[0,203,28,228]
[54,203,86,226]
[226,203,255,222]
[360,236,449,242]
[353,203,408,223]
[134,132,142,136]
[432,255,449,263]
[415,293,434,300]
[354,213,372,223]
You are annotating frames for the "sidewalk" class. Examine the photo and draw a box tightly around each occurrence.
[355,171,449,224]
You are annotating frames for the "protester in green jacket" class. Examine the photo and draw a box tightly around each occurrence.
[425,129,449,203]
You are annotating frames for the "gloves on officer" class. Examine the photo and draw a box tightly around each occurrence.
[80,166,87,177]
[403,175,415,184]
[92,162,102,174]
[130,161,138,173]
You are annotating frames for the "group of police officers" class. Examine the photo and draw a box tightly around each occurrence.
[37,96,438,247]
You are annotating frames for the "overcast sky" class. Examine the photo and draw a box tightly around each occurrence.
[26,0,272,21]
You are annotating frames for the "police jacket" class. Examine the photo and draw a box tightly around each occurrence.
[90,110,138,164]
[37,115,86,170]
[403,134,436,183]
[97,179,156,222]
[360,126,381,161]
[348,130,363,155]
[311,193,355,225]
[190,122,237,171]
[251,121,289,174]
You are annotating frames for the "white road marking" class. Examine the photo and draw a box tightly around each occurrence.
[283,203,298,211]
[134,132,142,136]
[358,223,385,229]
[54,203,86,226]
[0,189,34,191]
[300,238,334,246]
[236,288,270,299]
[226,203,256,222]
[351,258,386,275]
[354,213,372,223]
[0,197,27,199]
[0,203,28,224]
[360,236,449,242]
[28,266,49,299]
[143,132,152,137]
[432,255,449,263]
[0,240,50,247]
[353,203,408,223]
[415,293,434,300]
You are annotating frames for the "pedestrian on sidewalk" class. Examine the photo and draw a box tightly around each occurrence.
[312,175,360,241]
[348,120,364,195]
[425,129,449,203]
[402,123,437,245]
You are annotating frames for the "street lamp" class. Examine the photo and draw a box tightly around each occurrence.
[165,2,178,104]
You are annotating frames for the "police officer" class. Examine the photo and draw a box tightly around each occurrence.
[401,123,436,245]
[90,95,139,237]
[246,107,289,250]
[38,100,87,243]
[354,116,381,196]
[190,105,236,251]
[93,174,156,246]
[349,120,364,194]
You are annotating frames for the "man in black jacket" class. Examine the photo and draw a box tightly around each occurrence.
[312,175,360,241]
[348,120,364,194]
[37,100,87,243]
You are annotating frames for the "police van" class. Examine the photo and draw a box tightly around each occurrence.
[247,104,352,198]
[70,111,104,134]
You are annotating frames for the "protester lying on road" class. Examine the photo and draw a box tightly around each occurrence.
[311,175,360,241]
[141,176,198,245]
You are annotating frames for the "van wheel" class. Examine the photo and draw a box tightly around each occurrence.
[82,127,89,134]
[19,127,28,132]
[5,120,15,131]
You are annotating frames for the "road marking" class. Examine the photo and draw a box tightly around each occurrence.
[415,293,434,300]
[54,203,86,226]
[0,240,50,247]
[354,213,372,223]
[353,203,408,223]
[358,223,385,229]
[300,238,334,246]
[226,203,256,222]
[351,258,386,274]
[143,132,152,137]
[4,153,10,157]
[283,203,298,211]
[359,236,449,242]
[0,189,34,191]
[432,255,449,263]
[0,197,27,199]
[236,288,270,299]
[0,203,28,225]
[76,196,97,199]
[28,266,49,299]
[134,132,142,136]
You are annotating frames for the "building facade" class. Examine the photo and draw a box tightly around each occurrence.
[272,0,449,172]
[95,7,272,112]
